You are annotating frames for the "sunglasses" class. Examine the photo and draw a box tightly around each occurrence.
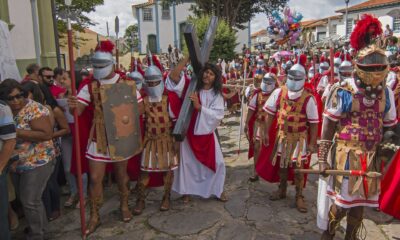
[7,93,25,101]
[43,75,54,79]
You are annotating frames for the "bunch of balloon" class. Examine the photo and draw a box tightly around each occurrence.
[267,7,303,46]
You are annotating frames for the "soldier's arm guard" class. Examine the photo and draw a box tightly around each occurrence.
[318,139,333,163]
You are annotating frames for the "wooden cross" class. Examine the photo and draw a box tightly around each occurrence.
[172,16,218,141]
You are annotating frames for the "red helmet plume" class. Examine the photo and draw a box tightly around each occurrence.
[350,14,382,51]
[95,40,114,53]
[295,54,307,69]
[152,54,164,72]
[269,67,278,75]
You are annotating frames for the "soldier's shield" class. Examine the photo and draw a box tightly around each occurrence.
[100,82,142,161]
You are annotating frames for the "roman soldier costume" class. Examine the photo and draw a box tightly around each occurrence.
[75,40,143,234]
[263,58,319,213]
[319,14,397,240]
[246,71,278,181]
[133,51,179,215]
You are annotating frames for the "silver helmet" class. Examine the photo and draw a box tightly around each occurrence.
[128,60,144,90]
[288,63,306,80]
[286,63,306,92]
[91,40,115,80]
[334,57,342,68]
[261,73,276,93]
[257,59,265,68]
[308,66,315,79]
[339,60,353,80]
[319,61,330,73]
[144,48,162,83]
[144,47,164,97]
[262,73,276,84]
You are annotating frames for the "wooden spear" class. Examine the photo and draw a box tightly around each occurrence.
[294,169,382,178]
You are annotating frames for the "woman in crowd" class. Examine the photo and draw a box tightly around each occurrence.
[58,71,89,208]
[0,79,55,240]
[40,84,71,221]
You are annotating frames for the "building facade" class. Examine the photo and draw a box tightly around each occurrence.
[59,28,107,70]
[336,0,400,37]
[301,0,400,46]
[132,0,251,54]
[0,0,57,76]
[251,29,268,51]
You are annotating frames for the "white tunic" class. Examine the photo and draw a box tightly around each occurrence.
[386,71,397,90]
[317,75,329,92]
[166,75,226,198]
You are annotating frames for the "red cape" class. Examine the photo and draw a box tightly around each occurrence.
[247,89,260,160]
[247,112,257,159]
[256,86,317,185]
[379,150,400,219]
[71,77,93,176]
[168,76,216,171]
[186,105,216,171]
[304,82,323,138]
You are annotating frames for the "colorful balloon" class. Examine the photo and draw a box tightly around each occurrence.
[266,6,303,46]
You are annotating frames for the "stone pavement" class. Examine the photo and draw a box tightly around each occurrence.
[14,112,400,240]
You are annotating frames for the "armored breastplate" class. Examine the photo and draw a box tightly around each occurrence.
[336,90,385,151]
[256,92,270,123]
[277,86,310,138]
[144,95,172,140]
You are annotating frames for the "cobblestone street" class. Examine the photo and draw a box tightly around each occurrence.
[14,112,400,240]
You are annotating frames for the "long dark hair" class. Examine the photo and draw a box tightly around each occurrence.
[21,81,45,104]
[0,79,26,101]
[196,63,222,95]
[39,84,59,110]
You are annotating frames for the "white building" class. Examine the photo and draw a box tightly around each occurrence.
[301,0,400,46]
[302,15,344,43]
[335,0,400,37]
[251,29,269,51]
[131,0,251,54]
[0,0,57,75]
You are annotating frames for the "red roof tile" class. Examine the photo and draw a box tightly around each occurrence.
[336,0,399,13]
[251,29,267,38]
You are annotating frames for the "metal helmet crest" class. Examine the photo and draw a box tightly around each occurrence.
[144,46,162,83]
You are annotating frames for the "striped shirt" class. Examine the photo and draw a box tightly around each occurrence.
[0,100,16,151]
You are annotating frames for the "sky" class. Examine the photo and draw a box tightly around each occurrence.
[251,0,365,33]
[86,0,366,37]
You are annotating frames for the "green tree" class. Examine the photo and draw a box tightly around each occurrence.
[161,0,288,29]
[55,0,104,46]
[123,24,139,50]
[183,15,237,62]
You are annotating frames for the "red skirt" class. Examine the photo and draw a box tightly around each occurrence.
[379,150,400,219]
[256,120,309,187]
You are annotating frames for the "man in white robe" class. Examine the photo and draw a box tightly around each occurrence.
[166,58,227,201]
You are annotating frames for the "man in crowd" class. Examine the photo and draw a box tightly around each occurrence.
[39,67,66,99]
[0,100,16,240]
[68,40,142,235]
[263,56,318,213]
[319,14,397,239]
[23,63,41,84]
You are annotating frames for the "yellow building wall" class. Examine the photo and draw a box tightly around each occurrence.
[60,28,107,70]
